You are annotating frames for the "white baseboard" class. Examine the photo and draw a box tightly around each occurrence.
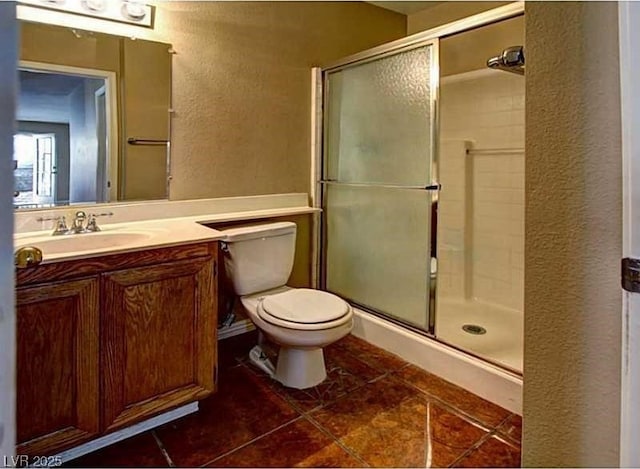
[56,402,198,463]
[352,308,522,415]
[218,318,255,340]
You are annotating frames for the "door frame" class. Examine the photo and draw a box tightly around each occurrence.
[32,132,57,206]
[317,36,440,335]
[94,85,110,202]
[0,1,17,460]
[19,60,118,203]
[16,121,71,206]
[618,1,640,466]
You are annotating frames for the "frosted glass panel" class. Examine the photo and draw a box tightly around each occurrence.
[326,46,433,186]
[325,185,431,329]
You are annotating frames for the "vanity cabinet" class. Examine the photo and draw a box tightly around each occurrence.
[15,242,218,456]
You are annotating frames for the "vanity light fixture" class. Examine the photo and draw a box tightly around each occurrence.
[18,0,155,28]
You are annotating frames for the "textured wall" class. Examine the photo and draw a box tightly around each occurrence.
[152,2,406,200]
[524,2,622,466]
[407,1,510,35]
[19,4,405,201]
[17,91,70,123]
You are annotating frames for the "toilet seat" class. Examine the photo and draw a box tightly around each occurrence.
[257,288,352,331]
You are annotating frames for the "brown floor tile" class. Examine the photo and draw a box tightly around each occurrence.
[207,418,362,468]
[452,435,521,468]
[497,414,522,444]
[64,432,168,468]
[62,333,520,469]
[217,330,258,370]
[310,376,488,467]
[329,334,407,373]
[396,365,510,428]
[155,365,299,467]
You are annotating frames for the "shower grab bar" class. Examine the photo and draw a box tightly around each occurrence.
[319,180,440,191]
[466,148,524,155]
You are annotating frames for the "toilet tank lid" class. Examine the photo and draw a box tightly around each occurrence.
[220,221,296,242]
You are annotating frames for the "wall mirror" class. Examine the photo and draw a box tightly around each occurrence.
[14,21,172,210]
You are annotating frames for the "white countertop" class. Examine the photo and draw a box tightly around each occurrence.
[14,205,319,264]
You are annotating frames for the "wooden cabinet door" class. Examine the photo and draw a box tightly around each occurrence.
[16,278,100,456]
[101,257,216,432]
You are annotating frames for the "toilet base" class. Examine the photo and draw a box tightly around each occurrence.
[275,347,326,389]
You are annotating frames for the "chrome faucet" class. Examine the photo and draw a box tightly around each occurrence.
[70,211,88,234]
[39,211,114,236]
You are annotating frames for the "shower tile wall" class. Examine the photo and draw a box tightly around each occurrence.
[439,70,525,312]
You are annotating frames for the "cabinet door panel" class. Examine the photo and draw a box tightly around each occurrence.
[102,257,216,431]
[122,274,196,403]
[16,278,99,455]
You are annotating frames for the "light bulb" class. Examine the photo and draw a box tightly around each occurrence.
[121,0,146,21]
[81,0,106,12]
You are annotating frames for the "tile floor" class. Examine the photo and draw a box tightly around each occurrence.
[66,332,522,468]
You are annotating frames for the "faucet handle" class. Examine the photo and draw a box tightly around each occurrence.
[51,216,68,236]
[86,212,113,232]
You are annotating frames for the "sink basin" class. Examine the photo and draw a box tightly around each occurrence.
[15,231,153,256]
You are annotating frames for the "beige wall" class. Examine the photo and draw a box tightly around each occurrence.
[150,2,406,200]
[408,1,510,35]
[524,2,622,466]
[440,15,524,77]
[19,4,405,202]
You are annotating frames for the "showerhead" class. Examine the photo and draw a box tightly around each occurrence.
[487,46,525,75]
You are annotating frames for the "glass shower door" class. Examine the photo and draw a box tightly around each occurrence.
[321,40,439,333]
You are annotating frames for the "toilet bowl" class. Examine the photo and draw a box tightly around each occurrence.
[241,286,353,388]
[220,222,353,389]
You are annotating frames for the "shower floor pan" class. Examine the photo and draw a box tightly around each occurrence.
[436,298,523,372]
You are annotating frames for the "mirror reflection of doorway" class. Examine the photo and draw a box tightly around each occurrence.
[15,67,111,209]
[14,122,70,208]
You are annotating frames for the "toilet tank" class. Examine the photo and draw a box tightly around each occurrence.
[221,222,296,296]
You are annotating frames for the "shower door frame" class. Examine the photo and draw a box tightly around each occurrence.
[313,2,526,338]
[318,38,441,336]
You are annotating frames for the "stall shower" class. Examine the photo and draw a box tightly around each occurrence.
[319,14,525,373]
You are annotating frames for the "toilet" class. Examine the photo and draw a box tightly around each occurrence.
[220,221,353,389]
